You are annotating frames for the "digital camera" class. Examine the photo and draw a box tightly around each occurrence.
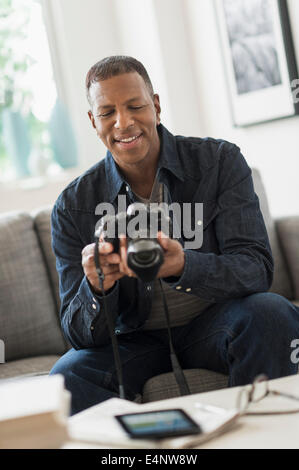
[96,203,173,282]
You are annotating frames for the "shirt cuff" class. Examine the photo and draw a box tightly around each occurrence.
[162,249,211,296]
[78,276,120,319]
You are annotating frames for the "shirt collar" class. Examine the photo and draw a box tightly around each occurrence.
[104,123,184,203]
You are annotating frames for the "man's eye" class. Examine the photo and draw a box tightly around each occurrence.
[97,111,114,118]
[96,106,144,118]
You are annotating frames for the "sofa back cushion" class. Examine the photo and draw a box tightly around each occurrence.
[251,169,293,299]
[33,208,61,314]
[0,212,67,361]
[276,216,299,300]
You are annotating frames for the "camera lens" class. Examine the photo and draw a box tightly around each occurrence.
[127,239,164,281]
[132,250,157,266]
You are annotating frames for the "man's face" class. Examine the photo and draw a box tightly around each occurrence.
[88,72,161,170]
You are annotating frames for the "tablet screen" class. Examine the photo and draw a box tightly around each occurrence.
[115,409,202,439]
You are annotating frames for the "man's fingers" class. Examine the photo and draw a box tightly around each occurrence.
[98,241,114,254]
[87,264,123,280]
[157,232,181,252]
[119,235,128,271]
[106,253,121,264]
[119,235,135,277]
[82,251,120,267]
[82,242,114,258]
[84,259,120,279]
[102,264,120,276]
[81,243,94,256]
[89,270,124,293]
[157,231,170,250]
[82,239,136,278]
[82,253,95,266]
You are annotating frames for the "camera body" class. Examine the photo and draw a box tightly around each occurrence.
[97,203,172,282]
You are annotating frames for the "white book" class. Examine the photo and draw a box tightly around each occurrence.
[68,397,240,449]
[0,374,70,449]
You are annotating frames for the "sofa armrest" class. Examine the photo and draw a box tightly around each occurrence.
[275,216,299,300]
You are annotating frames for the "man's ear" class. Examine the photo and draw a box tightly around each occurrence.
[88,110,96,129]
[153,94,161,125]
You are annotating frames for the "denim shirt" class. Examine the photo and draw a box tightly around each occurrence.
[51,124,274,349]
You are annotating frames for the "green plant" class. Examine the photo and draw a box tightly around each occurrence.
[0,0,52,173]
[0,0,35,109]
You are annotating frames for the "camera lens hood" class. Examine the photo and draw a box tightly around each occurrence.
[127,239,164,282]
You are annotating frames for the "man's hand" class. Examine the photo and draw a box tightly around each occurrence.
[81,241,125,294]
[117,232,185,280]
[118,234,137,278]
[156,231,185,279]
[84,232,185,293]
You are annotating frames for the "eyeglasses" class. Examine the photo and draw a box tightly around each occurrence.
[236,374,299,415]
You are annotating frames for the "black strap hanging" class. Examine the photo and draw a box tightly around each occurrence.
[94,237,125,400]
[158,278,191,396]
[93,235,191,401]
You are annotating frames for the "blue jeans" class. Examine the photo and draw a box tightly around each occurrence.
[50,293,299,415]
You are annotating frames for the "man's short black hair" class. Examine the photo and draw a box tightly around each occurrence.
[86,55,154,106]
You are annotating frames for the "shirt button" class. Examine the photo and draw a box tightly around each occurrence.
[90,326,94,331]
[115,329,120,334]
[92,303,97,310]
[176,286,182,290]
[147,286,151,291]
[197,220,202,226]
[186,288,192,292]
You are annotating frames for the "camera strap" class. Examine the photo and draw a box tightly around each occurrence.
[158,279,191,396]
[94,236,125,400]
[94,236,191,401]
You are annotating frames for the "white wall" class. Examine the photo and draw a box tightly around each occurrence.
[0,168,84,213]
[184,0,299,218]
[8,0,298,217]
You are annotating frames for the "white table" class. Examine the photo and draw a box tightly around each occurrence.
[64,374,299,449]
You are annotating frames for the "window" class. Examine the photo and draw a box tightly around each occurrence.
[0,0,78,182]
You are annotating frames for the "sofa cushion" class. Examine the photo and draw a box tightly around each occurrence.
[0,355,60,379]
[142,369,228,403]
[33,207,61,314]
[251,169,293,299]
[276,216,299,300]
[0,212,67,361]
[33,208,72,351]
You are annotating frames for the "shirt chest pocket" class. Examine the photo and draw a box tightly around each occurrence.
[180,201,219,249]
[203,200,219,231]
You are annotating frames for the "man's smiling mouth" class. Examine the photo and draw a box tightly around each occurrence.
[114,133,143,148]
[115,133,142,142]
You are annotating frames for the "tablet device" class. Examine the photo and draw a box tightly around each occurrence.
[115,408,202,440]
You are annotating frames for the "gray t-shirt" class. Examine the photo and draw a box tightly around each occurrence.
[133,175,213,329]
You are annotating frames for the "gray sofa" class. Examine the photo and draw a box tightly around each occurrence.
[0,169,298,403]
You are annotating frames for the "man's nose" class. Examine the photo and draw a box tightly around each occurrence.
[114,110,134,129]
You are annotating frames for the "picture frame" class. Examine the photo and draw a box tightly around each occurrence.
[214,0,299,127]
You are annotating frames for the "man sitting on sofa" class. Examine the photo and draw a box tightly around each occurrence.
[50,55,299,415]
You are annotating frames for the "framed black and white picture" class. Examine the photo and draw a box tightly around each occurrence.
[214,0,299,126]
